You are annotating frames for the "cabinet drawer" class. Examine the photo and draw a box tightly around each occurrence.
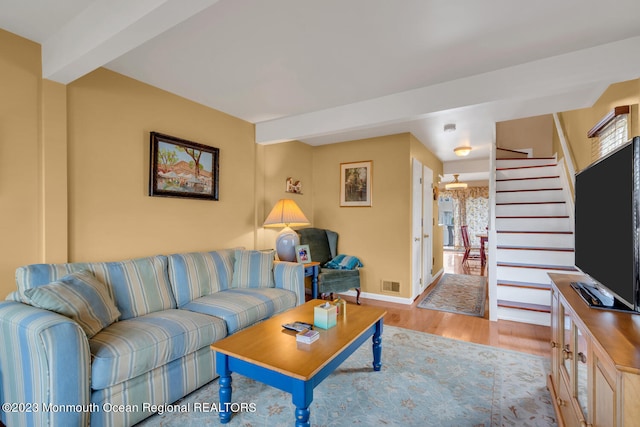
[558,376,580,427]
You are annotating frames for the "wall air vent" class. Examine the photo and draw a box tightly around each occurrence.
[382,280,400,293]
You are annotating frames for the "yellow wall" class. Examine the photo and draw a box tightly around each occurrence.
[0,30,43,298]
[259,141,314,250]
[558,79,640,172]
[66,68,257,261]
[496,115,554,157]
[310,134,407,298]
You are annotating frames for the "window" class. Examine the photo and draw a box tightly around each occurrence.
[588,106,630,161]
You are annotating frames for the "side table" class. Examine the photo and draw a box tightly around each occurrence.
[303,261,320,299]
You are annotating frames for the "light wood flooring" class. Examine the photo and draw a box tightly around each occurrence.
[341,250,551,357]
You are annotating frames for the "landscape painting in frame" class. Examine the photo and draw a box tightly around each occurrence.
[340,160,372,207]
[149,132,219,200]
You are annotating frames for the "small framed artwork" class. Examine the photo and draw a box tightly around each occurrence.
[285,177,302,194]
[340,160,372,207]
[295,245,312,263]
[149,132,219,200]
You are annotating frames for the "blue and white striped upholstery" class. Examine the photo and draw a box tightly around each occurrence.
[24,270,121,338]
[0,302,91,427]
[90,346,216,427]
[90,309,227,389]
[15,256,176,320]
[231,249,275,288]
[274,261,305,306]
[181,288,296,334]
[167,250,235,307]
[1,251,305,427]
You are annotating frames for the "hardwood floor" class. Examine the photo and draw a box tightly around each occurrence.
[342,250,551,357]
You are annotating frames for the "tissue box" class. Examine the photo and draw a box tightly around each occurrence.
[314,303,337,329]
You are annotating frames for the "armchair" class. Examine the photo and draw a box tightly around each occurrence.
[297,228,362,304]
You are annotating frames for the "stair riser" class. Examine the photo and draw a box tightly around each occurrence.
[497,249,574,265]
[496,217,572,231]
[497,307,550,326]
[496,266,572,283]
[496,177,561,191]
[496,159,556,169]
[495,203,568,216]
[496,189,565,204]
[497,286,551,306]
[496,233,574,248]
[497,167,558,180]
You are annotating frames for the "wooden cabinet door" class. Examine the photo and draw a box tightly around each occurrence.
[593,356,616,427]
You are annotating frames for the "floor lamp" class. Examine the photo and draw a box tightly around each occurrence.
[263,199,310,261]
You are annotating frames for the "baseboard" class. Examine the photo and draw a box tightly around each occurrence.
[337,289,414,305]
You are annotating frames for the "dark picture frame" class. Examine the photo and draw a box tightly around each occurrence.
[149,132,219,200]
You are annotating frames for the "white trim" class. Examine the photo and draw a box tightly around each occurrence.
[553,113,576,184]
[488,125,498,322]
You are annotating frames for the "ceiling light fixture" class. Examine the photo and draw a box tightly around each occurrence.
[443,123,456,133]
[454,146,472,157]
[445,174,468,190]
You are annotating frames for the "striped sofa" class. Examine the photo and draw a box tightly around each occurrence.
[0,249,304,427]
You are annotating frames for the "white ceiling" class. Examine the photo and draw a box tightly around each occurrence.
[2,0,640,183]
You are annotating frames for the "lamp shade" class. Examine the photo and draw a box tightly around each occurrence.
[263,199,310,227]
[263,199,310,262]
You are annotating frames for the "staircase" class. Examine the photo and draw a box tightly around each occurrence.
[494,156,577,326]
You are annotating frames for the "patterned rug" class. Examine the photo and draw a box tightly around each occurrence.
[137,326,556,427]
[417,273,487,317]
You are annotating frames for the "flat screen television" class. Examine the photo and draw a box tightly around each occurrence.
[573,136,640,313]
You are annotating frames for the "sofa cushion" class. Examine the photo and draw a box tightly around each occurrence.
[89,309,227,390]
[167,250,235,307]
[15,256,175,320]
[231,249,275,289]
[24,270,121,338]
[181,288,296,334]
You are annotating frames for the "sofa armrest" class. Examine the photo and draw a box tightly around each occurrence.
[273,261,305,305]
[0,301,91,427]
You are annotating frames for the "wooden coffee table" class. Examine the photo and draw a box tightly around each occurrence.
[210,299,386,426]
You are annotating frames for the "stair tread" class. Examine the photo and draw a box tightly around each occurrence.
[496,175,560,182]
[497,245,574,252]
[497,280,551,290]
[496,164,556,171]
[496,201,566,205]
[497,230,573,234]
[496,215,569,218]
[497,188,563,193]
[497,300,551,313]
[496,156,556,160]
[497,261,578,271]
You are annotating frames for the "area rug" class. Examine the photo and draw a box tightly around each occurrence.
[137,326,556,427]
[417,273,487,317]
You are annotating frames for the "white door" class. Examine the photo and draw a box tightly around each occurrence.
[411,159,423,299]
[422,165,433,291]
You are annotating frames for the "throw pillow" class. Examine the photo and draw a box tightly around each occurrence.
[325,254,363,270]
[24,270,121,338]
[231,249,275,288]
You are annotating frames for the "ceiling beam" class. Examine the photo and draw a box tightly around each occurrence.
[255,36,640,145]
[42,0,221,84]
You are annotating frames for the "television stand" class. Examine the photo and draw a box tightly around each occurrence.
[570,281,637,314]
[548,273,640,426]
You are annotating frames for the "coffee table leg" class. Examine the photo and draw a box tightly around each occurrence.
[372,319,383,371]
[292,380,313,427]
[217,353,233,424]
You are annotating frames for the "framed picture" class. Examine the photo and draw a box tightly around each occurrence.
[340,161,372,207]
[149,132,219,200]
[295,244,312,263]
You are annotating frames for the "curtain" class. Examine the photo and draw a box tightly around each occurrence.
[440,187,488,249]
